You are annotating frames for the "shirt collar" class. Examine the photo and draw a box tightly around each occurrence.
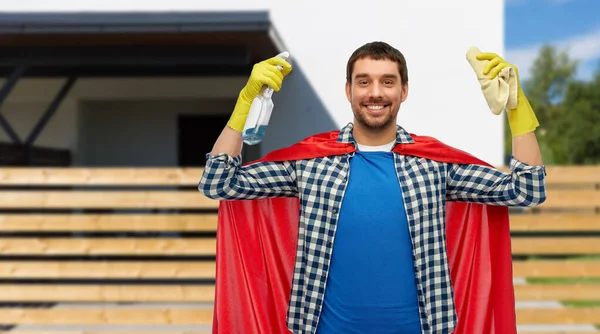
[336,122,415,147]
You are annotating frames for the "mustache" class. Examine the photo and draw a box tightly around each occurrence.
[362,99,390,104]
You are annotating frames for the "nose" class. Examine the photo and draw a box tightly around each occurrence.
[369,82,383,98]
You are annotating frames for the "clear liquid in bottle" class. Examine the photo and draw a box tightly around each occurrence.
[242,51,290,145]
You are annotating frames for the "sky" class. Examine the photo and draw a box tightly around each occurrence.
[505,0,600,81]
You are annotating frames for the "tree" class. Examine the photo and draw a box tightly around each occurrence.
[558,66,600,164]
[505,45,600,165]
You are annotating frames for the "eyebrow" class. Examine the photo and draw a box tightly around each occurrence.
[354,73,399,80]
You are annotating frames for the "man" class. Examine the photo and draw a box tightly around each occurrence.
[199,41,546,334]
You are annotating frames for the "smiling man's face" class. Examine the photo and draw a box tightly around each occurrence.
[346,56,408,132]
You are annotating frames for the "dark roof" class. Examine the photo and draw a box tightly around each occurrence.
[0,11,284,77]
[0,11,271,33]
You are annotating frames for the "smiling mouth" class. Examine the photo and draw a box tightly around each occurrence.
[364,104,389,112]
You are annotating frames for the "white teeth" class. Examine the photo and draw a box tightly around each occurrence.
[367,105,384,110]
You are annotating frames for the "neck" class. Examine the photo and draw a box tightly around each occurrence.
[352,122,397,146]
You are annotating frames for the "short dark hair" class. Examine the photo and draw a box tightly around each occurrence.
[346,41,408,84]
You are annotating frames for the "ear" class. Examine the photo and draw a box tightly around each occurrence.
[401,83,409,102]
[345,81,352,103]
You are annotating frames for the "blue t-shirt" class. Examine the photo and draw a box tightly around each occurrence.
[316,150,421,334]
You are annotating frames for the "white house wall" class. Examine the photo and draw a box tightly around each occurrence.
[2,0,505,165]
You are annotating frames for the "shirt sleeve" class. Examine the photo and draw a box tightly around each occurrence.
[197,152,298,200]
[445,155,547,207]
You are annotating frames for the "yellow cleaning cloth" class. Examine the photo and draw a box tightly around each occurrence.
[466,46,518,115]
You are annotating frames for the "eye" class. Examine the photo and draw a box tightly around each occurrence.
[384,80,394,85]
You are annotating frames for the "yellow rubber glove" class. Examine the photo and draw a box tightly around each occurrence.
[227,56,292,132]
[466,47,518,115]
[476,52,540,137]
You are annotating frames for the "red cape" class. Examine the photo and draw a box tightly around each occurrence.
[212,130,517,334]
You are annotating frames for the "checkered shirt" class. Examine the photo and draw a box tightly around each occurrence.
[198,123,547,334]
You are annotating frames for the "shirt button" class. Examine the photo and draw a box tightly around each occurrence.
[332,208,337,213]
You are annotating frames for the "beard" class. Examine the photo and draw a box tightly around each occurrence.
[352,99,399,131]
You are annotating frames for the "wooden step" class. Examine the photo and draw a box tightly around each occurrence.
[513,260,600,278]
[0,285,215,302]
[1,307,213,325]
[517,307,600,324]
[515,284,600,301]
[0,261,215,279]
[0,214,217,232]
[0,238,215,255]
[0,191,218,209]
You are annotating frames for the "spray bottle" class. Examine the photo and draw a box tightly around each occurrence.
[242,51,291,145]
